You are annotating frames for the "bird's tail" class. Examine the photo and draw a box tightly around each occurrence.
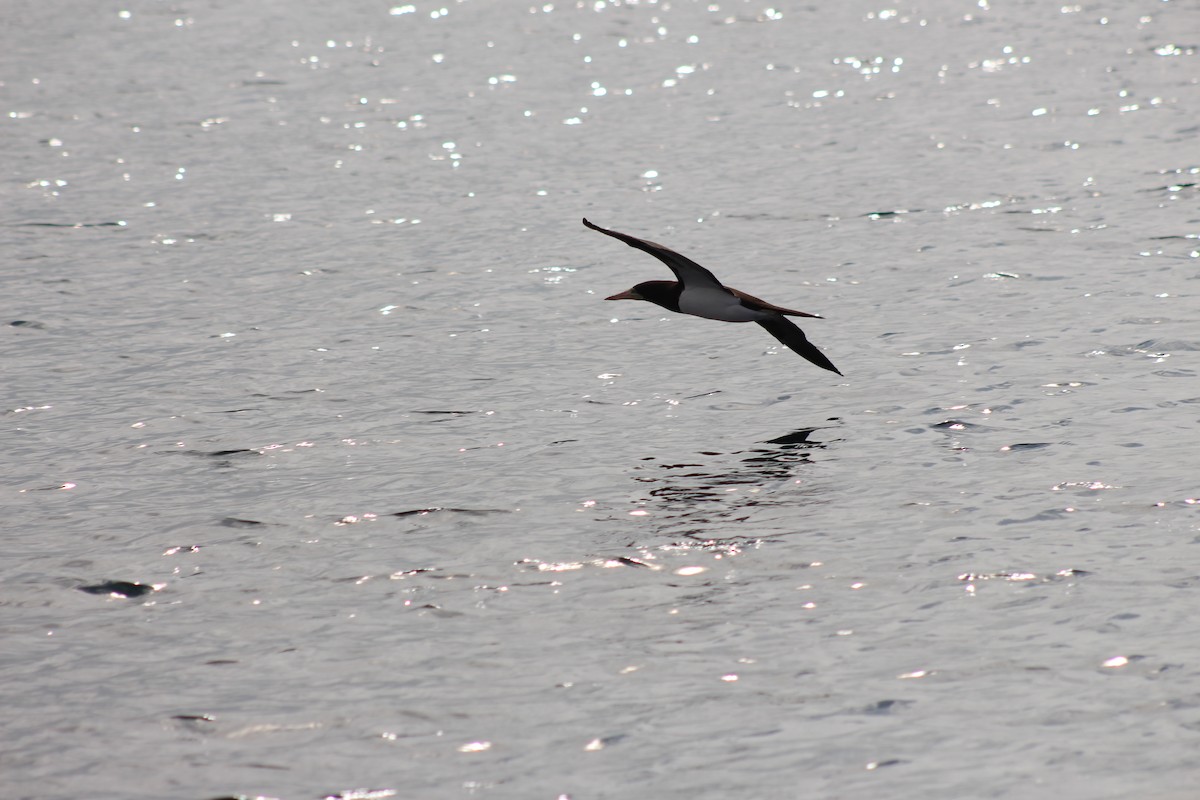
[756,316,842,375]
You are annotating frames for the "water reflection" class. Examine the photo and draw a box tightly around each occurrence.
[625,423,839,550]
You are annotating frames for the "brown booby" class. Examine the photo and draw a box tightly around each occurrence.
[584,218,842,375]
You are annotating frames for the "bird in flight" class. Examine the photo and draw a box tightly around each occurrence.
[584,218,842,375]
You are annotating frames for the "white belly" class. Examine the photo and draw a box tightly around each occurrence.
[678,287,766,322]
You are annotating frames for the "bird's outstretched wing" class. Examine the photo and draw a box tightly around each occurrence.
[583,218,726,292]
[756,316,842,375]
[729,288,823,319]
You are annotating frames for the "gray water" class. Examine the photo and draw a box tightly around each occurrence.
[4,0,1200,797]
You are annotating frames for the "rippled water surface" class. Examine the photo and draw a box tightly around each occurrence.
[4,1,1200,797]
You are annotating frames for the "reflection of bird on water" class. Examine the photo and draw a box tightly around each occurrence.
[628,426,836,548]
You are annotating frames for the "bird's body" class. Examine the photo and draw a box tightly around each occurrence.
[584,218,842,375]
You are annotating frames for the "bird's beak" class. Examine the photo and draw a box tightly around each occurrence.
[605,289,641,301]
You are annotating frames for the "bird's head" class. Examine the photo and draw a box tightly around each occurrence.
[604,280,678,307]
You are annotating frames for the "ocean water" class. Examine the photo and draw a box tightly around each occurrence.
[3,0,1199,797]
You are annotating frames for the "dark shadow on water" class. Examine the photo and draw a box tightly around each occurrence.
[624,420,842,550]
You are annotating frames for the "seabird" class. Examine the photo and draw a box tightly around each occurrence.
[584,218,842,375]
